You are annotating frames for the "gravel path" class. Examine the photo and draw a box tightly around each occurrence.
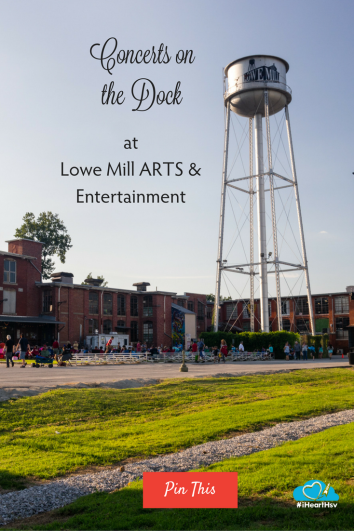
[1,409,354,525]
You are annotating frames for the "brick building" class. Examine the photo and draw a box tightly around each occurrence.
[0,239,183,347]
[0,238,353,351]
[211,291,354,352]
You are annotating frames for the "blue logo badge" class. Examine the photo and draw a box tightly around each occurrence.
[293,480,339,502]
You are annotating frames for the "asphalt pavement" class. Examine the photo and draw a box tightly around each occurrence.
[0,358,350,388]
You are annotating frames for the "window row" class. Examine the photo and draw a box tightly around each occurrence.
[88,319,154,342]
[88,293,153,316]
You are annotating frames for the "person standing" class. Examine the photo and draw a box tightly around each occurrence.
[318,345,323,359]
[5,335,15,368]
[52,338,59,359]
[328,344,333,359]
[191,340,198,362]
[284,342,290,359]
[136,341,141,353]
[294,341,301,361]
[219,339,228,363]
[198,337,205,362]
[238,341,245,352]
[105,336,114,353]
[302,342,308,361]
[18,333,28,368]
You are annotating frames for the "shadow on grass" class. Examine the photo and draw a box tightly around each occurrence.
[8,483,354,531]
[0,470,30,491]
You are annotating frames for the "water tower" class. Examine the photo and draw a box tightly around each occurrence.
[214,55,315,334]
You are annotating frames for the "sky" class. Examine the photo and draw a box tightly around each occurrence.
[0,0,353,298]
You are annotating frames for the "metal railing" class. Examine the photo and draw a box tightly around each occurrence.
[71,351,274,365]
[224,80,292,100]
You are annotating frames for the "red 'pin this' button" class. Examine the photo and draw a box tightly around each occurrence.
[143,472,238,509]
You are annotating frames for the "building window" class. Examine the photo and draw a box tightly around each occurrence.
[103,293,113,315]
[336,317,349,338]
[187,301,194,312]
[315,297,329,315]
[131,321,138,342]
[143,321,153,343]
[89,292,99,314]
[177,298,185,308]
[197,301,204,321]
[143,295,153,317]
[243,303,250,319]
[103,319,112,334]
[226,304,237,319]
[88,318,98,334]
[207,308,212,319]
[283,319,291,331]
[117,294,126,316]
[243,322,250,332]
[131,296,138,316]
[268,302,272,317]
[295,298,309,315]
[335,296,349,314]
[296,318,310,334]
[4,260,16,283]
[281,300,290,315]
[116,320,126,330]
[42,291,53,313]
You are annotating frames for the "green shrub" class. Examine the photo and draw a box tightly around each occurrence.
[304,334,329,358]
[200,331,300,359]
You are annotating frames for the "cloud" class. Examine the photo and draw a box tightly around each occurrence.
[293,480,339,502]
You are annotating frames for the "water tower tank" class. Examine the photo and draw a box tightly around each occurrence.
[225,55,292,117]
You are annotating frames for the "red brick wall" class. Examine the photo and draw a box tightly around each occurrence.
[8,240,42,269]
[0,254,41,317]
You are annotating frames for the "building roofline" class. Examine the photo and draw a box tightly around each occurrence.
[219,292,350,304]
[0,250,37,260]
[172,303,195,315]
[35,281,177,295]
[6,238,44,245]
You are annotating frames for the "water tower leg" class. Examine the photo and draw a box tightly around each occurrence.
[214,101,231,332]
[264,91,283,331]
[285,106,315,336]
[249,118,255,332]
[254,113,269,332]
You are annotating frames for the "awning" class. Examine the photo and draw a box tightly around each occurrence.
[0,315,65,325]
[172,303,195,315]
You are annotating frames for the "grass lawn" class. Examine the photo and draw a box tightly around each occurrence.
[0,369,353,491]
[12,422,354,530]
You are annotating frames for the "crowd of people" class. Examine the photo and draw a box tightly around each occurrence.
[1,333,335,368]
[1,334,76,367]
[283,341,334,360]
[188,338,274,363]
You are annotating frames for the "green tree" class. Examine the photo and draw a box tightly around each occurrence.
[81,272,108,287]
[206,294,232,302]
[14,212,72,280]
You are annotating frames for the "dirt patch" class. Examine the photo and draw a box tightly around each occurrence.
[1,508,70,529]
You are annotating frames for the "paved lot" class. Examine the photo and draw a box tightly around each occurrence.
[0,358,349,388]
